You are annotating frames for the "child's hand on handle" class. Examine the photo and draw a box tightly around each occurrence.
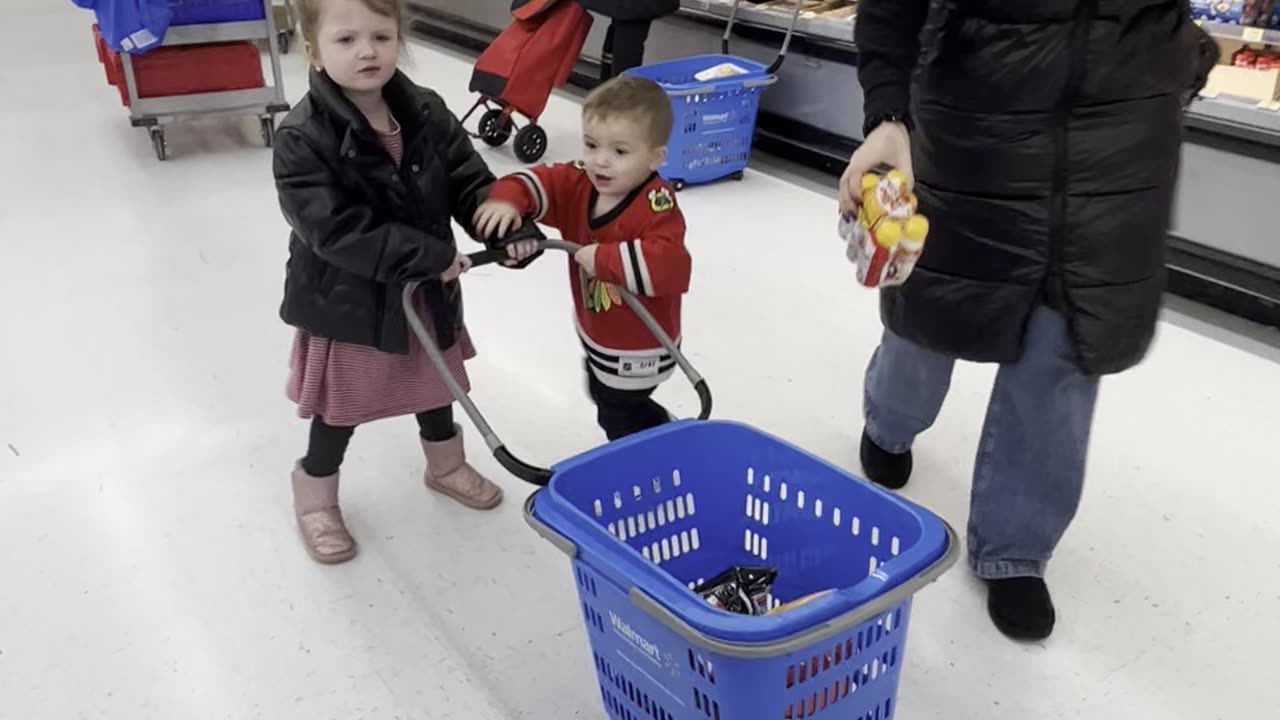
[503,239,540,266]
[473,201,523,242]
[440,252,472,282]
[838,121,913,214]
[574,244,598,277]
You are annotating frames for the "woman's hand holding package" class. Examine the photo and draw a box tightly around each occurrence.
[838,121,912,214]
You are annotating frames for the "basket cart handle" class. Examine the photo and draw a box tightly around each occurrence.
[402,239,712,486]
[721,0,805,75]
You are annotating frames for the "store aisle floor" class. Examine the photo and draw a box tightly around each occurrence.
[2,4,1278,719]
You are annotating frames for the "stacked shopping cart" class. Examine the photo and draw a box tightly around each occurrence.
[87,0,291,160]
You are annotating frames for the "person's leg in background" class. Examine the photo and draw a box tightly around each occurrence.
[600,21,615,81]
[600,18,653,80]
[293,417,358,564]
[586,362,670,440]
[970,306,1099,641]
[861,328,957,488]
[417,405,503,510]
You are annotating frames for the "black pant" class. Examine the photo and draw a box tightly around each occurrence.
[600,19,653,80]
[301,406,455,477]
[586,364,671,441]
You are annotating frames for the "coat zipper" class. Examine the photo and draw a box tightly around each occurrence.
[1047,0,1099,301]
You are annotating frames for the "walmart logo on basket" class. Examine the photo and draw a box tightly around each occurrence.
[610,611,663,665]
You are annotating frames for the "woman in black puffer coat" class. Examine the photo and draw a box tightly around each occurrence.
[839,0,1217,641]
[577,0,679,78]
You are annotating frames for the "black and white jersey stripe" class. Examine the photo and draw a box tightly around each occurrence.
[619,239,655,297]
[577,325,678,390]
[512,170,548,221]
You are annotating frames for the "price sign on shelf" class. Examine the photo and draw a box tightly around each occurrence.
[1242,27,1265,42]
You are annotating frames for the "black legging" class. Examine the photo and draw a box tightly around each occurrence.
[600,19,653,80]
[301,406,455,477]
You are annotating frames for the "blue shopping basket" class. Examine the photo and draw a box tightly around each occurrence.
[526,420,957,720]
[624,0,804,190]
[408,238,958,720]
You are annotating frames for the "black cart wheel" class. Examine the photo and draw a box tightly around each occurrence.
[514,124,548,164]
[277,31,291,54]
[150,128,167,161]
[260,116,276,147]
[730,170,745,181]
[478,109,512,147]
[672,179,686,192]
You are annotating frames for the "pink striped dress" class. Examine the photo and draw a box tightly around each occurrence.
[286,116,476,427]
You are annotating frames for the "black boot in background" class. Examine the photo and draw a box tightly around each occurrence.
[987,577,1056,641]
[859,431,912,490]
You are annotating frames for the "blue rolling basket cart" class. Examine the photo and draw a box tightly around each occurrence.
[625,0,804,191]
[409,237,959,720]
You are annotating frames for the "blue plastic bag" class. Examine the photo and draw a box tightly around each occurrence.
[71,0,173,53]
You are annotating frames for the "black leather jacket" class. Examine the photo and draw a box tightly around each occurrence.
[273,69,497,354]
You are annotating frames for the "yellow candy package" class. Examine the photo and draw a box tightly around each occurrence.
[839,169,929,288]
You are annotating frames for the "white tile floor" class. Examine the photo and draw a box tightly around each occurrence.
[2,3,1279,719]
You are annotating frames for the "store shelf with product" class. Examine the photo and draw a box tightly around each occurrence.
[680,0,854,45]
[1188,6,1280,145]
[408,0,1279,327]
[1187,94,1280,144]
[1198,19,1280,46]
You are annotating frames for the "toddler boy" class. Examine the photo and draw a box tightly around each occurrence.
[475,75,691,440]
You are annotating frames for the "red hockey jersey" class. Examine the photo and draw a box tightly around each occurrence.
[488,162,690,390]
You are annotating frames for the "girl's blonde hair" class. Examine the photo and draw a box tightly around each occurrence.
[297,0,409,47]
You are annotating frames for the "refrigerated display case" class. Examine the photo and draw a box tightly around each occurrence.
[408,0,1280,327]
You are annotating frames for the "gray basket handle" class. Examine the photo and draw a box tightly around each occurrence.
[722,0,804,75]
[403,239,712,486]
[524,489,961,657]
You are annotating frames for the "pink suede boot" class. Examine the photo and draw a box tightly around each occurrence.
[291,463,358,564]
[421,425,503,510]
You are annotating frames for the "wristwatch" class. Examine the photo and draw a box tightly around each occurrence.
[862,110,911,140]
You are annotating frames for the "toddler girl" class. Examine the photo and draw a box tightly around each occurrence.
[273,0,534,564]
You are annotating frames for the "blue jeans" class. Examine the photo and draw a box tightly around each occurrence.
[863,307,1100,580]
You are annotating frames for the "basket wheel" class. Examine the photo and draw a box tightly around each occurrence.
[478,109,512,147]
[730,170,745,181]
[260,116,276,148]
[672,179,686,192]
[277,31,291,54]
[514,124,548,164]
[150,128,167,161]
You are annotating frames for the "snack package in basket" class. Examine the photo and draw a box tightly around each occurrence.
[692,566,778,616]
[839,169,930,288]
[768,589,836,615]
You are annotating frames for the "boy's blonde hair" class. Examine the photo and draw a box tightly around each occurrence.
[297,0,408,47]
[583,75,674,149]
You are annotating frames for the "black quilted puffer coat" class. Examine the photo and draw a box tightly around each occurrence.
[856,0,1218,375]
